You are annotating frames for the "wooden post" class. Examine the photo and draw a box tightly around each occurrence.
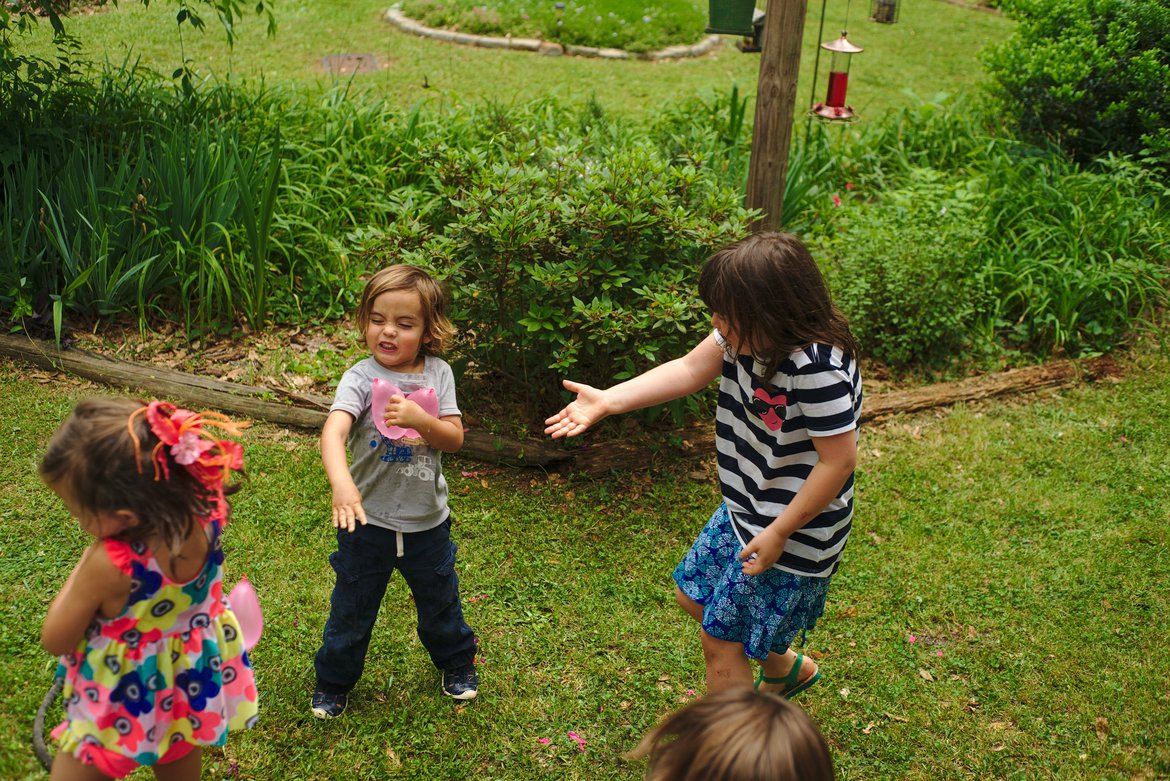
[745,0,809,233]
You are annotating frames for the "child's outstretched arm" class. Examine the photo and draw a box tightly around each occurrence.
[321,410,367,533]
[545,334,724,438]
[42,544,129,656]
[739,430,858,576]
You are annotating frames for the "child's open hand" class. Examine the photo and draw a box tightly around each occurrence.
[739,527,786,576]
[331,484,367,533]
[544,380,609,438]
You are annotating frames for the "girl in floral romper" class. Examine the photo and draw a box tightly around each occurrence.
[39,398,259,780]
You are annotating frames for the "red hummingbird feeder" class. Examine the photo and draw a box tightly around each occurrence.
[811,32,863,122]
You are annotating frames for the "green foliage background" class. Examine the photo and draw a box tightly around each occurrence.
[984,0,1170,168]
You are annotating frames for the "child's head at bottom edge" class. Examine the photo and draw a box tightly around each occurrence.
[630,687,835,781]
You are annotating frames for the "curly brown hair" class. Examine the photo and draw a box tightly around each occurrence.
[39,398,241,554]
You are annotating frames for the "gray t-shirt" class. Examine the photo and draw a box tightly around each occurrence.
[329,356,461,533]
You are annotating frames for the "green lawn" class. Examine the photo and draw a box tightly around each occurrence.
[1,346,1168,779]
[17,0,1012,118]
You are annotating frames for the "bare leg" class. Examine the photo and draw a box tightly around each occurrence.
[153,746,202,781]
[50,751,114,781]
[700,629,754,694]
[675,586,703,622]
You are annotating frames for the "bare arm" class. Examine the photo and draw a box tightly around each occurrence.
[42,544,128,656]
[739,430,858,575]
[321,410,367,532]
[545,334,725,438]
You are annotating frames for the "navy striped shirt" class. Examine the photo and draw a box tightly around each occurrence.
[713,333,863,577]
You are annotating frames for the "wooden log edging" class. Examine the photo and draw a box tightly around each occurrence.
[0,333,573,468]
[0,334,1119,474]
[384,5,722,60]
[571,355,1120,474]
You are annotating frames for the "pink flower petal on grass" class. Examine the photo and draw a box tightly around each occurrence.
[908,634,917,643]
[537,737,551,745]
[567,731,587,752]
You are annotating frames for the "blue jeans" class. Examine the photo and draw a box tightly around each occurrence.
[313,518,476,694]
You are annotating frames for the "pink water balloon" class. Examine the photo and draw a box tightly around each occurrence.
[228,576,263,651]
[371,378,439,440]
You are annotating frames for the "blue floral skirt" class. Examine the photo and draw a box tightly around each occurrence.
[672,504,832,661]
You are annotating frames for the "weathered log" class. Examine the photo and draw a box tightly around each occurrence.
[571,355,1119,474]
[0,333,572,467]
[0,333,1119,474]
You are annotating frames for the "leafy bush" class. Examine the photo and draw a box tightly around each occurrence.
[812,169,988,371]
[396,130,752,403]
[983,0,1170,169]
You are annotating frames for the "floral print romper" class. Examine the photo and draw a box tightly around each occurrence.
[52,519,258,770]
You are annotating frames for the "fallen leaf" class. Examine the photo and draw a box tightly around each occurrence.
[862,721,876,734]
[385,746,402,769]
[919,668,934,682]
[839,688,850,700]
[990,743,1006,752]
[1094,717,1109,740]
[841,606,860,618]
[884,713,909,723]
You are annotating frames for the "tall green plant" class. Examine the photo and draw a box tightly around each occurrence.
[232,133,283,328]
[980,153,1170,353]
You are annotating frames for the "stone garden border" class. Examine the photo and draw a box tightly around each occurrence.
[384,4,722,60]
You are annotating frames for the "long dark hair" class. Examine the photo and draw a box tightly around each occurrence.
[699,231,859,380]
[39,398,240,554]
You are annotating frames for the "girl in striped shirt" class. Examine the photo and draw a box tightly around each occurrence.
[546,232,862,698]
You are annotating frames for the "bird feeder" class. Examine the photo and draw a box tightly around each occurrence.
[706,0,758,36]
[811,32,863,122]
[871,0,899,24]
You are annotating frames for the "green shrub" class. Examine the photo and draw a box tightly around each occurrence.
[983,0,1170,170]
[397,132,752,404]
[812,168,988,371]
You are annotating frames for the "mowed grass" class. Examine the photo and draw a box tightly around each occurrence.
[15,0,1012,118]
[1,348,1168,780]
